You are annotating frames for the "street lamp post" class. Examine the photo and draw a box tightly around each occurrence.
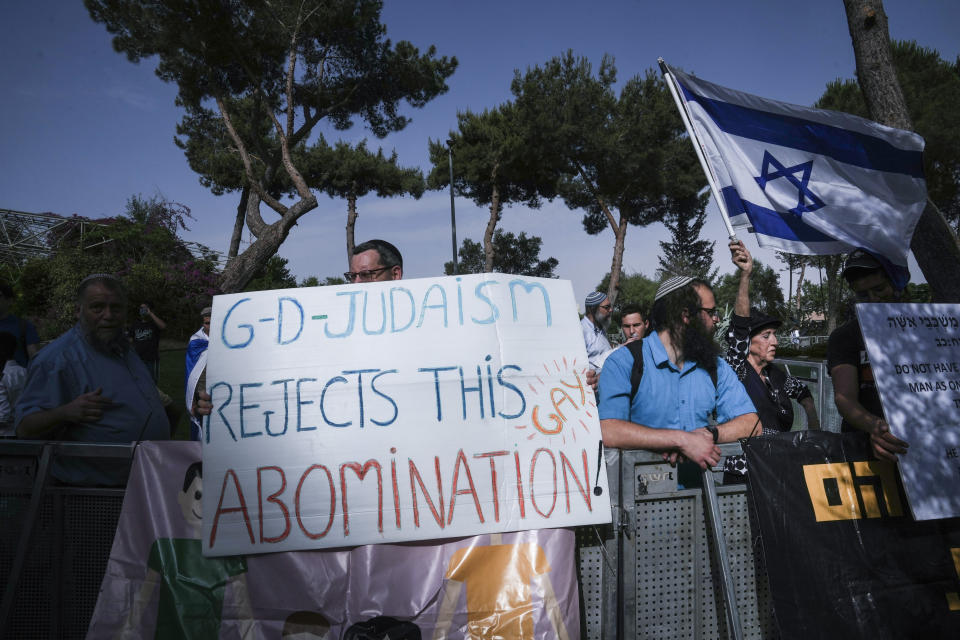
[446,139,458,275]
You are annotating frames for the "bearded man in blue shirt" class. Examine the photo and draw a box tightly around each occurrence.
[598,276,758,471]
[15,274,169,485]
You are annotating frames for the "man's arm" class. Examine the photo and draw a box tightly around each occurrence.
[600,418,721,469]
[715,412,760,441]
[831,363,907,461]
[16,388,113,439]
[145,307,167,331]
[799,396,820,430]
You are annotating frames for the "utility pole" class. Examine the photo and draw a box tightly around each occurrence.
[446,139,458,275]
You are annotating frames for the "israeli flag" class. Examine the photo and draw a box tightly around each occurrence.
[668,67,926,286]
[184,327,208,441]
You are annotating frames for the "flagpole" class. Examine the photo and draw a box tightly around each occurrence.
[658,58,738,241]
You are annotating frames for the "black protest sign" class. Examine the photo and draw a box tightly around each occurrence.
[744,431,960,639]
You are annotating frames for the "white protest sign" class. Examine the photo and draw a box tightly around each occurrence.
[201,275,611,556]
[857,303,960,520]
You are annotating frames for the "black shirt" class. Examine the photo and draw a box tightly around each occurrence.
[827,318,883,432]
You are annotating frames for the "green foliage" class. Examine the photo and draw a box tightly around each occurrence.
[509,53,707,304]
[712,259,785,318]
[300,275,348,287]
[244,255,298,292]
[86,0,456,291]
[86,0,457,129]
[17,195,219,339]
[657,193,715,280]
[816,40,960,229]
[18,249,115,339]
[444,231,558,278]
[595,272,659,314]
[174,95,283,197]
[794,279,828,333]
[305,138,425,201]
[427,104,550,208]
[904,282,931,302]
[511,55,702,234]
[428,105,556,272]
[776,253,846,332]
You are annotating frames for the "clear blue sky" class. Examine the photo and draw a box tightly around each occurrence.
[2,1,957,304]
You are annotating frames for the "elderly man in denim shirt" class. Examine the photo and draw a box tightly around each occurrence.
[16,274,169,485]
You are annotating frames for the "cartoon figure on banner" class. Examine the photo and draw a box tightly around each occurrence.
[282,610,332,639]
[122,462,256,639]
[432,532,571,640]
[519,357,596,445]
[345,616,422,640]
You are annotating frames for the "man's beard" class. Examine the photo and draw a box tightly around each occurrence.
[85,327,128,357]
[681,316,719,374]
[595,312,611,329]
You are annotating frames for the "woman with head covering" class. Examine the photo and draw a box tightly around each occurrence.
[722,240,820,482]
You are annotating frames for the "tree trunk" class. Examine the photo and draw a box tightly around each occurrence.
[346,194,358,268]
[483,184,501,273]
[219,191,318,293]
[786,265,793,320]
[219,224,291,293]
[843,0,960,302]
[227,185,249,261]
[795,262,807,316]
[606,215,628,308]
[824,254,844,333]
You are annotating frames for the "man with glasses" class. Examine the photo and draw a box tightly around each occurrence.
[345,239,404,283]
[598,275,757,472]
[827,249,908,462]
[581,291,613,371]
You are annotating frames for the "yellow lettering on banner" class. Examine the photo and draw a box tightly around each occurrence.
[803,463,859,522]
[948,548,960,611]
[947,592,960,611]
[852,461,903,517]
[803,461,903,522]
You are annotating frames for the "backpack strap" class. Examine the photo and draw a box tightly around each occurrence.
[625,339,721,423]
[626,340,645,402]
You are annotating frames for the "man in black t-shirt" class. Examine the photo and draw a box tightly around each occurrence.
[827,250,908,461]
[129,302,166,382]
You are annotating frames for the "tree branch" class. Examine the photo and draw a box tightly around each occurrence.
[574,162,618,231]
[216,96,289,216]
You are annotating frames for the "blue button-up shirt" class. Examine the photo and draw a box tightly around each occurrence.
[598,332,755,430]
[15,325,169,485]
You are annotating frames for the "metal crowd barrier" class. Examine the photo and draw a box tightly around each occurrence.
[3,441,783,639]
[577,446,778,640]
[777,357,841,432]
[0,441,130,639]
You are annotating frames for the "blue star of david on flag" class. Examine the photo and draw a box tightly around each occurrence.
[754,150,825,218]
[666,65,928,290]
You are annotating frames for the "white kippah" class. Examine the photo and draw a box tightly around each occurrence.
[654,275,694,301]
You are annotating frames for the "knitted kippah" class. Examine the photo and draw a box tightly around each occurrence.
[584,291,607,307]
[654,275,694,301]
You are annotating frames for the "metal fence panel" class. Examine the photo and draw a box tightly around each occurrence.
[1,442,127,639]
[778,358,841,432]
[576,449,780,640]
